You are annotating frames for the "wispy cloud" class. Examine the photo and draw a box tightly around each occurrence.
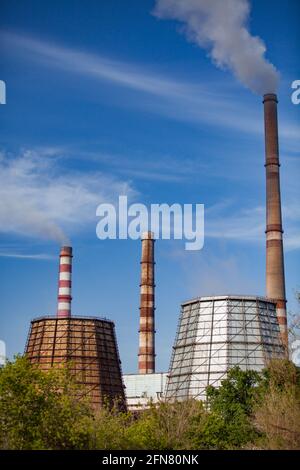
[2,30,299,144]
[206,205,264,242]
[0,149,135,243]
[205,202,300,251]
[69,149,211,183]
[1,30,207,98]
[1,146,297,253]
[0,251,55,260]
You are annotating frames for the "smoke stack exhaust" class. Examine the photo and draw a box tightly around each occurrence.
[138,232,155,374]
[57,246,72,318]
[263,93,288,351]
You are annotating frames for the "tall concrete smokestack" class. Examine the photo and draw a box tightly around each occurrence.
[57,246,72,318]
[263,93,288,351]
[138,232,155,374]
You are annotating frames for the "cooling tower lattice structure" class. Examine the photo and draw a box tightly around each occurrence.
[25,316,125,409]
[25,246,126,410]
[166,295,285,401]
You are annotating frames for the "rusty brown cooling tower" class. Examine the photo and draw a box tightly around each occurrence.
[263,93,288,351]
[138,231,155,373]
[25,246,126,410]
[25,316,126,409]
[57,246,72,318]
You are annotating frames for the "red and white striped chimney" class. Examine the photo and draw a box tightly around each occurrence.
[57,246,72,318]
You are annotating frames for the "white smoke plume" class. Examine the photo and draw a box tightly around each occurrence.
[154,0,279,94]
[0,149,134,245]
[0,150,69,245]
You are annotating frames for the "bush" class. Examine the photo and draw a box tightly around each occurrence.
[126,399,206,450]
[254,359,300,449]
[190,367,261,449]
[1,356,299,450]
[0,356,93,449]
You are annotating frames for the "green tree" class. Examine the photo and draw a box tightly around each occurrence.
[254,359,300,449]
[92,402,133,450]
[207,366,261,416]
[0,355,94,449]
[126,399,206,450]
[2,357,299,450]
[190,367,261,449]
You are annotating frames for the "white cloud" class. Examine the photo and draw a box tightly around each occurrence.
[1,30,299,145]
[0,149,135,244]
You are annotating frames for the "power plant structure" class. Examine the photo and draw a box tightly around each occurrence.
[124,231,168,410]
[138,231,156,374]
[57,245,72,318]
[165,295,285,401]
[263,94,288,350]
[25,246,126,410]
[123,372,167,411]
[23,93,289,410]
[165,94,288,401]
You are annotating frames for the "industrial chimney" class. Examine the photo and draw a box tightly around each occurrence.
[263,93,288,351]
[57,245,72,318]
[138,232,155,374]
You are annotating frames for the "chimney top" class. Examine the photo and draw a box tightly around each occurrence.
[263,93,278,103]
[141,231,155,240]
[60,246,73,255]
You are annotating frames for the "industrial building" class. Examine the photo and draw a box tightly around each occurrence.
[124,94,290,407]
[164,93,289,402]
[123,372,167,411]
[166,295,285,401]
[25,246,126,410]
[24,93,289,409]
[123,231,158,410]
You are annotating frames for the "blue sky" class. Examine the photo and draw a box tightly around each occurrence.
[0,0,299,373]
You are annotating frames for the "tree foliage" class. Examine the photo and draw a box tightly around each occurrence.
[190,367,261,449]
[0,355,93,449]
[254,359,300,449]
[126,399,206,450]
[0,356,299,450]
